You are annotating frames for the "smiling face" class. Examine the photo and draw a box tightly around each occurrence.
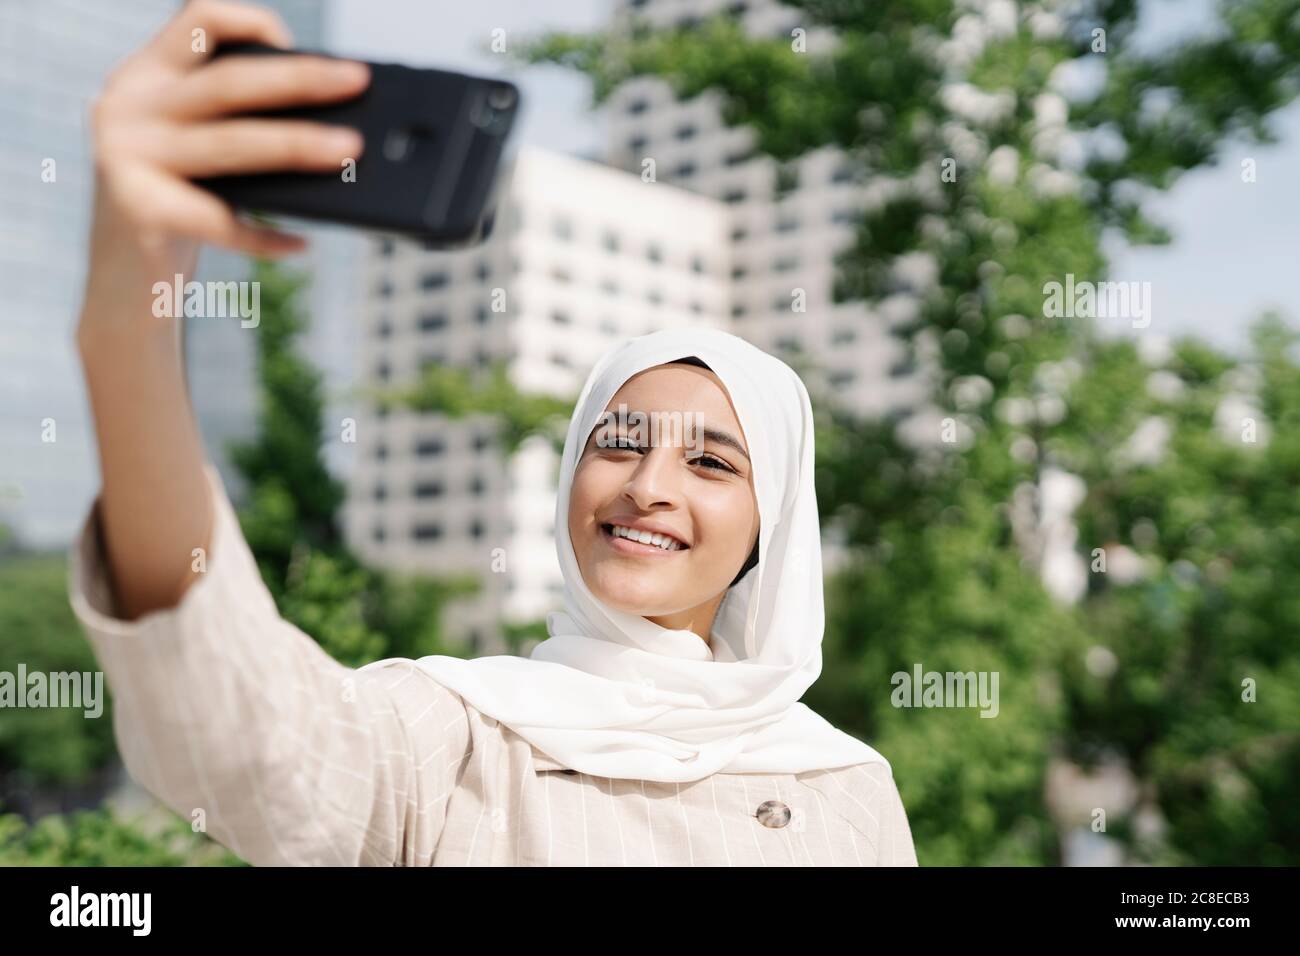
[567,362,760,645]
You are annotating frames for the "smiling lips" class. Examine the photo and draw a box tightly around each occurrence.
[601,522,689,555]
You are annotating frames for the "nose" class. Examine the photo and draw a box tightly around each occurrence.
[621,444,685,512]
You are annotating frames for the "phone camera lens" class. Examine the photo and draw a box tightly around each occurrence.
[487,85,516,111]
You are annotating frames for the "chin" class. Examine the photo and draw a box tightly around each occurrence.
[585,568,677,615]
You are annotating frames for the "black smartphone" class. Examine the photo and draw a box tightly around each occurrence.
[193,42,521,248]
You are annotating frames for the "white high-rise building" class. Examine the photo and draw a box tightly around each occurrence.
[344,146,732,654]
[604,0,929,420]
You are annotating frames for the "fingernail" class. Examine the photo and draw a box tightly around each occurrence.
[334,60,369,83]
[328,128,363,154]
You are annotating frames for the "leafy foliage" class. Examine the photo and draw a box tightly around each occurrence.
[520,0,1300,864]
[228,259,478,668]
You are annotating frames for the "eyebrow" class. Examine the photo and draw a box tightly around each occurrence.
[700,427,751,463]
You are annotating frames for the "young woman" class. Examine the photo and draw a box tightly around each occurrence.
[70,0,917,866]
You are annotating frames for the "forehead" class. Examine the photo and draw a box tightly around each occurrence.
[603,364,743,428]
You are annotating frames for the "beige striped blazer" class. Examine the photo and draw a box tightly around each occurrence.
[67,466,918,867]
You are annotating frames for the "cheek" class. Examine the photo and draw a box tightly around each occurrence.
[695,485,757,553]
[567,463,608,540]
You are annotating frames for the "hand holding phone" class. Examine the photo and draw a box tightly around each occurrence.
[194,42,521,248]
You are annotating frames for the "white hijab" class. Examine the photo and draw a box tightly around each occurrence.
[380,327,890,783]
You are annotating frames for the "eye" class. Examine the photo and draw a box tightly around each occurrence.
[606,438,735,474]
[691,453,735,473]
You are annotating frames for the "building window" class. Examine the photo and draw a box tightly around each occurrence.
[730,226,748,242]
[375,318,393,338]
[414,437,445,457]
[828,370,856,387]
[602,231,620,253]
[551,309,572,325]
[473,432,492,451]
[731,265,748,279]
[627,97,649,114]
[375,442,389,460]
[413,480,443,499]
[553,217,573,240]
[375,361,391,381]
[421,271,448,290]
[731,304,748,318]
[691,254,706,273]
[831,327,856,345]
[774,256,798,272]
[627,134,648,154]
[373,483,388,501]
[377,278,393,297]
[475,305,489,325]
[723,188,747,204]
[674,161,697,178]
[832,164,856,183]
[469,474,486,495]
[550,352,572,369]
[468,518,485,539]
[373,524,386,542]
[675,123,697,141]
[379,237,394,256]
[418,312,448,332]
[776,216,799,232]
[475,260,491,281]
[419,353,445,372]
[411,523,443,541]
[889,356,919,378]
[647,243,662,263]
[724,150,752,167]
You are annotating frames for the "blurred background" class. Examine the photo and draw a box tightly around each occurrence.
[2,0,1298,865]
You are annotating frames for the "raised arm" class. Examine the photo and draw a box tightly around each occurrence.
[76,0,367,620]
[69,1,471,865]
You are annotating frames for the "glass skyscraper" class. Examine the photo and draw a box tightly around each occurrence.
[0,0,345,547]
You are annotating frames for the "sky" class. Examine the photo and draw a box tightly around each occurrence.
[329,0,1300,356]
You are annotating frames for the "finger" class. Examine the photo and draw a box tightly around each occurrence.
[144,0,293,71]
[166,54,370,120]
[135,167,307,257]
[157,119,364,177]
[105,163,306,261]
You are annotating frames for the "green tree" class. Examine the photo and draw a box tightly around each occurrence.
[519,0,1300,864]
[228,259,479,667]
[0,555,116,799]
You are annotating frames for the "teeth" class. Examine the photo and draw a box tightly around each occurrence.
[609,524,683,551]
